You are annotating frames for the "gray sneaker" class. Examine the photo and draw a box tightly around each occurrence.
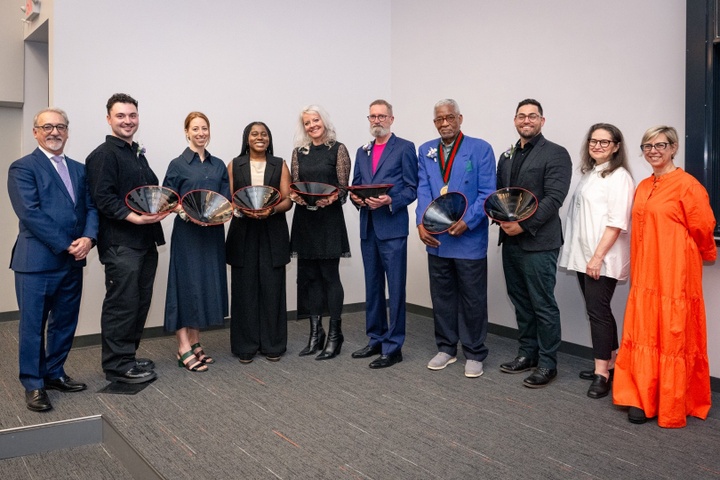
[427,352,457,370]
[465,360,484,378]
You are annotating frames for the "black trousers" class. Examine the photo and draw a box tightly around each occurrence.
[99,245,158,377]
[502,244,561,369]
[427,254,489,362]
[230,225,287,358]
[298,258,344,321]
[576,272,619,360]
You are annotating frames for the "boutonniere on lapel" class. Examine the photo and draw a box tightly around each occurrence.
[427,147,438,162]
[136,143,147,158]
[362,141,373,156]
[503,144,515,159]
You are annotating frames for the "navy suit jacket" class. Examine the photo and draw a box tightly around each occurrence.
[496,134,572,251]
[8,147,99,273]
[353,134,418,240]
[416,134,496,260]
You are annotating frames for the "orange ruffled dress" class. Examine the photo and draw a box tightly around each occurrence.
[613,168,716,428]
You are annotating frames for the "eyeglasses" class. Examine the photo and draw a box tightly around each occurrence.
[640,142,672,152]
[433,115,457,125]
[367,114,389,122]
[35,123,68,133]
[588,139,615,148]
[514,113,542,122]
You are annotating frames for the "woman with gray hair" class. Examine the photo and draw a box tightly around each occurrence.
[289,105,351,360]
[613,125,716,427]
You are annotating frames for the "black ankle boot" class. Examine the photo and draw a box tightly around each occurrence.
[299,315,325,356]
[316,317,343,360]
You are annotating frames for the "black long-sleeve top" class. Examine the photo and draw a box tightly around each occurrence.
[86,135,165,254]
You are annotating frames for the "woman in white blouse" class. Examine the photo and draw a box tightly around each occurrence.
[559,123,634,399]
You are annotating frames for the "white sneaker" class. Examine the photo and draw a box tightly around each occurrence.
[465,360,484,378]
[427,352,457,370]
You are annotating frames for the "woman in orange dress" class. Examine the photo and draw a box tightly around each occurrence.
[613,126,716,428]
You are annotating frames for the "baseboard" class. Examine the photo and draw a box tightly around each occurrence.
[0,311,19,322]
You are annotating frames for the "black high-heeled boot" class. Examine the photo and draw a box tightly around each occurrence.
[316,317,343,360]
[299,315,325,356]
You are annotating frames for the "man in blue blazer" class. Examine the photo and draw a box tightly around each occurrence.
[8,108,98,411]
[350,100,418,369]
[416,99,496,378]
[496,98,572,388]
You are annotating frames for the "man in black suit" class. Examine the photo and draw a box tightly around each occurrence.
[496,99,572,388]
[8,108,99,411]
[86,93,169,384]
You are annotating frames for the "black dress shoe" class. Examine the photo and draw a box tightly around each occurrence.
[351,343,381,359]
[136,358,155,370]
[26,389,52,412]
[500,356,538,374]
[587,374,611,399]
[628,406,648,424]
[44,375,87,392]
[369,352,403,369]
[107,366,157,384]
[580,368,614,381]
[523,367,557,388]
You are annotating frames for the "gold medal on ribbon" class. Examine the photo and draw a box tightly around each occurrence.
[440,185,448,195]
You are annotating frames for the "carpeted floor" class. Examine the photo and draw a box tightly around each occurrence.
[1,312,719,479]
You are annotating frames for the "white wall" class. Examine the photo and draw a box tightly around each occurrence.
[392,0,714,366]
[50,0,391,335]
[5,0,719,377]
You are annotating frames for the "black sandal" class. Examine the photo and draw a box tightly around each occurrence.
[191,343,215,364]
[177,350,208,372]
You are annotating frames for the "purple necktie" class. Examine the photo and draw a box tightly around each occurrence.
[51,155,75,202]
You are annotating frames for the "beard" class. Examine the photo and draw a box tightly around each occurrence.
[370,125,390,138]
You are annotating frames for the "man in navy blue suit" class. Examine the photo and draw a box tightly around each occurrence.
[349,99,418,369]
[416,99,496,378]
[8,108,98,411]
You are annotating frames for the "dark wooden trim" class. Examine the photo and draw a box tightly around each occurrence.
[686,0,720,240]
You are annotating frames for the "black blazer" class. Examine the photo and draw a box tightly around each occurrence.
[225,154,290,267]
[496,134,572,251]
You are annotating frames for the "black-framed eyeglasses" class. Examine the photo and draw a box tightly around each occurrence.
[589,139,615,148]
[367,114,389,122]
[640,142,672,152]
[35,123,68,133]
[514,113,542,122]
[433,114,457,125]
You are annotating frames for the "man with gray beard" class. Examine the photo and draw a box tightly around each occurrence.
[349,99,418,368]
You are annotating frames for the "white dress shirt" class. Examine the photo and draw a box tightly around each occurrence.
[559,163,634,280]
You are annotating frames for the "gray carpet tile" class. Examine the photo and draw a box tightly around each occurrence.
[1,313,719,479]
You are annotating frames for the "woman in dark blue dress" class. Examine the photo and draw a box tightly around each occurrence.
[163,112,230,372]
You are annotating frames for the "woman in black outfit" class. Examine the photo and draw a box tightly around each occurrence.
[290,105,351,360]
[226,122,293,363]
